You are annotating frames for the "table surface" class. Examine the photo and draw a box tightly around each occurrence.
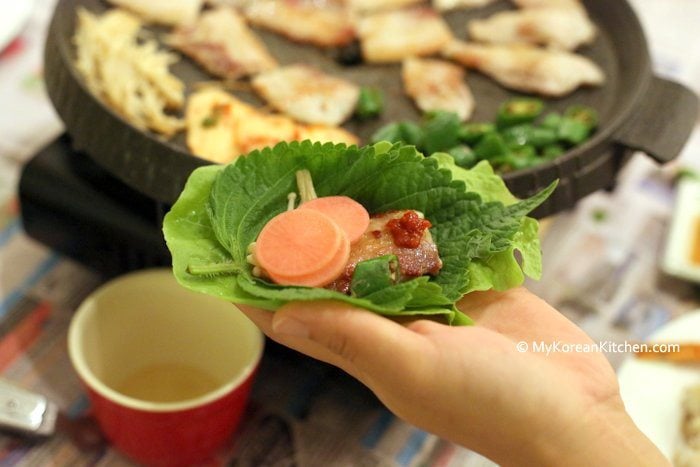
[0,0,699,465]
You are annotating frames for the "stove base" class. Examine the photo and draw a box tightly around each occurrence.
[18,134,171,277]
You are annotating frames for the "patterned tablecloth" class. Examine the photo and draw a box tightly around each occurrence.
[0,1,698,465]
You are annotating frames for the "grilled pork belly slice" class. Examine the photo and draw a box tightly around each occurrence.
[443,40,604,97]
[402,57,475,121]
[346,0,424,13]
[327,211,443,294]
[169,8,277,80]
[107,0,202,26]
[512,0,581,8]
[252,65,361,126]
[468,7,596,51]
[433,0,497,11]
[243,0,356,47]
[357,7,453,63]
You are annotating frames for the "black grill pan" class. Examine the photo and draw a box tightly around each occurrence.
[43,0,698,216]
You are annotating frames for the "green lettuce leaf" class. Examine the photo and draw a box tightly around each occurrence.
[432,153,554,292]
[163,142,555,325]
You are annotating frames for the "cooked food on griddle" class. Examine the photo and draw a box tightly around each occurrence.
[186,88,358,163]
[433,0,497,11]
[242,0,356,47]
[346,0,425,13]
[443,41,604,97]
[73,8,185,136]
[511,0,581,8]
[325,210,443,294]
[357,7,453,63]
[402,57,475,121]
[468,6,596,51]
[168,8,277,80]
[251,64,360,126]
[107,0,202,26]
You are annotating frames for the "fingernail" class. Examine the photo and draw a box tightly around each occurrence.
[272,315,309,339]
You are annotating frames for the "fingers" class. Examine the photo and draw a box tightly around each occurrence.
[269,301,434,384]
[238,305,273,333]
[459,288,596,346]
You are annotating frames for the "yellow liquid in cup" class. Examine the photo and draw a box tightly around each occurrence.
[115,364,222,403]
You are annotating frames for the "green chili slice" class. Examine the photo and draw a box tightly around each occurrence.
[497,98,544,127]
[564,105,599,130]
[356,86,384,119]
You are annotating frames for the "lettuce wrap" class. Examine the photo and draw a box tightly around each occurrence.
[163,141,556,325]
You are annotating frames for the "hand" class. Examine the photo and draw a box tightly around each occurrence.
[240,288,669,466]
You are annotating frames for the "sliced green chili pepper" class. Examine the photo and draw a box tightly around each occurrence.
[447,145,478,168]
[511,145,537,159]
[564,105,599,130]
[540,112,563,131]
[502,125,557,149]
[371,121,423,146]
[497,98,544,128]
[558,118,591,145]
[529,127,558,148]
[474,133,510,160]
[491,153,534,172]
[421,111,462,154]
[355,86,384,119]
[542,144,566,159]
[501,125,533,147]
[398,121,424,147]
[458,123,495,145]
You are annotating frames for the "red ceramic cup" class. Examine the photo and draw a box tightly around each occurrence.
[68,269,264,466]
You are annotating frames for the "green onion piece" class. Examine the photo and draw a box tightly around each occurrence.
[201,115,218,128]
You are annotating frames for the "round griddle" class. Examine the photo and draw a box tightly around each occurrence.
[44,0,698,217]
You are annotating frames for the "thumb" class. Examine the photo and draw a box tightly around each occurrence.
[270,301,430,382]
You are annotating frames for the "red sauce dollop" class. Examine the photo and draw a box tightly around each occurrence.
[387,211,432,248]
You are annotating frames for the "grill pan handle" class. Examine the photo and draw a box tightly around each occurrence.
[614,76,698,163]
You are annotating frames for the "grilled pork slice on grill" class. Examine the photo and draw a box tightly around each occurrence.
[512,0,581,8]
[107,0,202,25]
[243,0,356,47]
[468,6,596,51]
[252,65,361,126]
[168,8,277,80]
[443,41,604,97]
[433,0,497,11]
[357,7,453,63]
[327,211,443,294]
[346,0,424,13]
[402,57,475,121]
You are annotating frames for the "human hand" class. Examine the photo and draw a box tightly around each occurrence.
[240,288,669,466]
